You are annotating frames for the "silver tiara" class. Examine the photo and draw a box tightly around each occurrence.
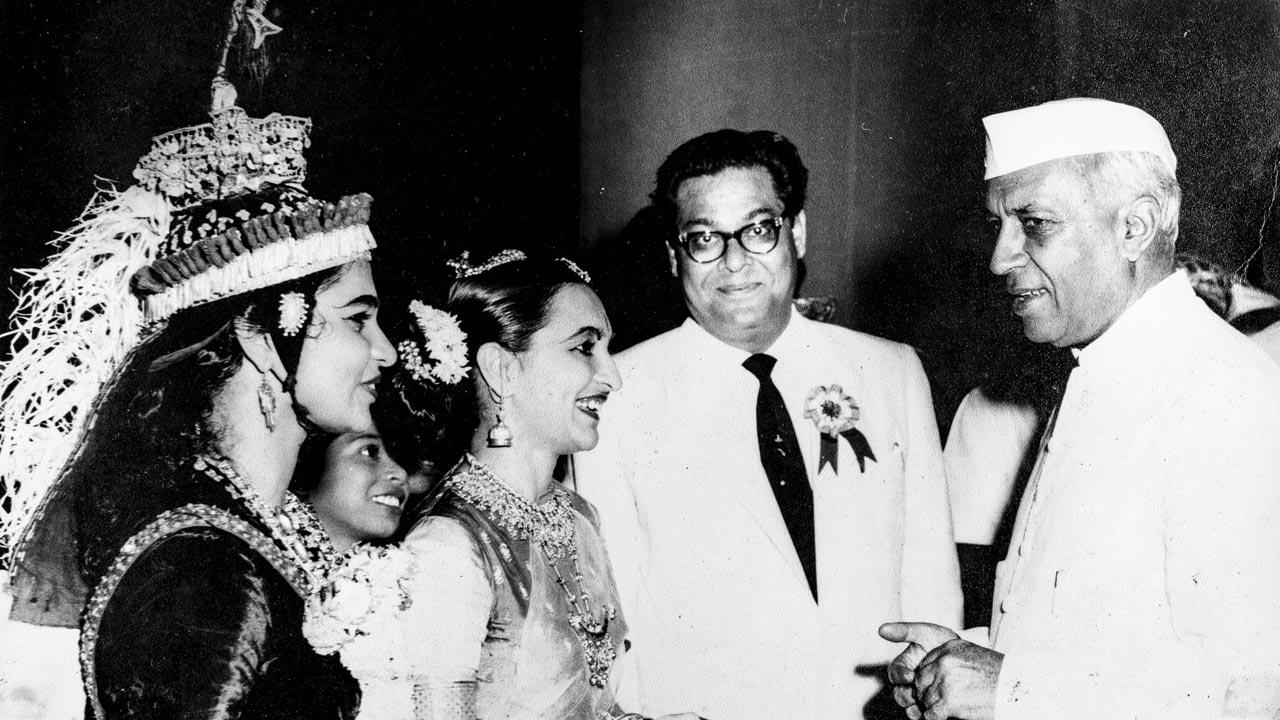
[446,249,591,283]
[447,249,527,278]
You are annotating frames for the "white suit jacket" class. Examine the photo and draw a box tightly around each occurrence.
[972,273,1280,719]
[575,309,962,720]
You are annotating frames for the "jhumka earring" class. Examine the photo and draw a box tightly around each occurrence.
[258,374,277,431]
[487,396,513,448]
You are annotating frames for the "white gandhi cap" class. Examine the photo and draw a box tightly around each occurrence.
[982,98,1176,180]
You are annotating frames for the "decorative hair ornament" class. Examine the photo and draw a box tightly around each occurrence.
[558,257,592,284]
[133,78,311,209]
[447,249,527,279]
[0,186,166,560]
[446,248,591,284]
[278,291,309,336]
[398,300,469,386]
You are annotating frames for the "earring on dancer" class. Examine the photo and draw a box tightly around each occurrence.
[258,374,277,431]
[487,395,513,448]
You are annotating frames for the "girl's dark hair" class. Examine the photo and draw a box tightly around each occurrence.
[289,431,336,498]
[391,255,589,473]
[72,265,345,586]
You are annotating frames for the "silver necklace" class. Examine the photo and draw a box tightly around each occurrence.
[194,453,329,582]
[447,456,617,688]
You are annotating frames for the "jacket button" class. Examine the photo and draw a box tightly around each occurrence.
[1000,595,1018,614]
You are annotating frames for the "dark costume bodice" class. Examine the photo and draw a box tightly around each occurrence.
[82,482,360,719]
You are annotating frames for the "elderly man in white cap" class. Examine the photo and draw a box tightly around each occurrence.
[879,98,1280,720]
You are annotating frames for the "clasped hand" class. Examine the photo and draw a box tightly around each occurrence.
[878,622,1002,720]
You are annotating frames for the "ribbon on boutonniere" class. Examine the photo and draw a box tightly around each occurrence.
[803,384,877,473]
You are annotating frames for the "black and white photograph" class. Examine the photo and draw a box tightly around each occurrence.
[2,1,1279,718]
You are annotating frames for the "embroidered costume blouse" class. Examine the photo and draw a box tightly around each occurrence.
[82,466,360,720]
[396,466,632,720]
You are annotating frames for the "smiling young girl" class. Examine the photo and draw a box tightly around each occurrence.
[294,429,410,558]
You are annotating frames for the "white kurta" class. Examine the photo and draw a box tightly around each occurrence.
[575,309,962,720]
[974,272,1280,719]
[943,387,1043,545]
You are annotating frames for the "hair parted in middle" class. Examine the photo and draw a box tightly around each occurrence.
[391,253,592,474]
[652,129,809,229]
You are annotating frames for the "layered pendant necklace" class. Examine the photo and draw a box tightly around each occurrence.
[447,455,617,688]
[195,453,336,584]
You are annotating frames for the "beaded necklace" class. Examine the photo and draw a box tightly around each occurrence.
[280,492,341,575]
[194,453,335,582]
[447,455,617,688]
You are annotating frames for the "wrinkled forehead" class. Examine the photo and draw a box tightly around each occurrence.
[985,157,1094,214]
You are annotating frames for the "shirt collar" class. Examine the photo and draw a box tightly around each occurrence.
[1073,270,1192,371]
[679,306,808,367]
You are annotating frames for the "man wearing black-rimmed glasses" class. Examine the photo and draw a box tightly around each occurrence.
[576,129,962,720]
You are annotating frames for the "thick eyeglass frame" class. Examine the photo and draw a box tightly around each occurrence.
[671,215,790,264]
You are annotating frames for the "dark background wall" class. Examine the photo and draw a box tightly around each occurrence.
[580,0,1280,429]
[4,0,1280,427]
[0,0,583,327]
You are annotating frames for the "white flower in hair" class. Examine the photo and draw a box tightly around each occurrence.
[278,291,308,336]
[399,300,469,385]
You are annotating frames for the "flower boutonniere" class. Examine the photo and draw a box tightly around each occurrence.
[804,384,877,473]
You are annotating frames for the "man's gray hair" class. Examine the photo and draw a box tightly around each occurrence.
[1071,151,1182,258]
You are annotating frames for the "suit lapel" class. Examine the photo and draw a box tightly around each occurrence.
[673,323,813,599]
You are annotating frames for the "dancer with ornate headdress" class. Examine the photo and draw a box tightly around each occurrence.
[0,3,396,718]
[369,251,700,720]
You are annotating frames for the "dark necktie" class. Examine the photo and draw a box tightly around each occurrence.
[742,353,817,601]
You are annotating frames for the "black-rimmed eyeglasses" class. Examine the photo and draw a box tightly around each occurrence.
[671,216,788,264]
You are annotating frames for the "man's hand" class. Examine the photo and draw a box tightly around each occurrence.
[912,639,1002,720]
[878,622,959,718]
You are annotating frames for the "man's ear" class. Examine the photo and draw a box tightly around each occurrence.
[1119,196,1161,262]
[790,210,807,259]
[666,241,680,278]
[475,341,518,400]
[233,317,287,382]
